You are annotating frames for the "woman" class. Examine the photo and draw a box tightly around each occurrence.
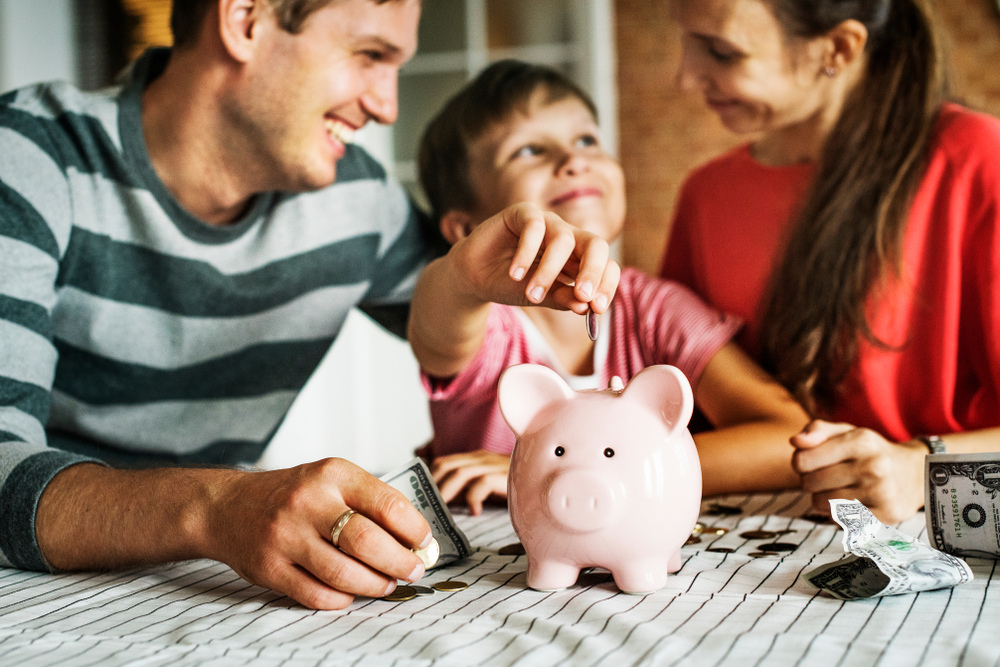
[660,0,1000,522]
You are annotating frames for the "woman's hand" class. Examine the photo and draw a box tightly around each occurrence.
[429,451,511,516]
[791,420,926,524]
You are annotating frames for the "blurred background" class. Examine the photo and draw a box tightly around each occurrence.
[1,0,999,473]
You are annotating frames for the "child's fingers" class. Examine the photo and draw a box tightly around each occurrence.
[571,233,611,305]
[464,474,508,516]
[504,204,548,282]
[524,214,578,304]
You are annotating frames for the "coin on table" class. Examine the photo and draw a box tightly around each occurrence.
[692,522,706,535]
[499,542,526,556]
[383,585,417,601]
[740,530,778,540]
[410,585,435,596]
[413,537,440,569]
[776,529,798,535]
[706,547,736,553]
[748,551,780,558]
[704,526,729,536]
[433,580,469,592]
[708,504,742,516]
[685,535,702,546]
[757,542,798,552]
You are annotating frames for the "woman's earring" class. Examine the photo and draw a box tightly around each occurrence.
[823,66,838,78]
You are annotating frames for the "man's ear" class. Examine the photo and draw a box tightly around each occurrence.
[218,0,261,63]
[440,210,477,245]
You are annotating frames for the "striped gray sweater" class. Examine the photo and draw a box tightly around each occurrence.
[0,50,435,571]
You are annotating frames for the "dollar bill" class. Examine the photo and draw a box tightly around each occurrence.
[381,458,472,569]
[805,499,973,600]
[926,452,1000,559]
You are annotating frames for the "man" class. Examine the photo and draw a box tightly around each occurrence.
[0,0,617,609]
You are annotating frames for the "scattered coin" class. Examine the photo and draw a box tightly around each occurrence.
[410,585,435,596]
[413,537,440,569]
[776,529,798,535]
[706,547,736,553]
[748,551,781,558]
[740,530,778,540]
[432,580,469,592]
[757,542,798,552]
[692,522,706,535]
[498,542,526,556]
[383,585,417,602]
[685,535,702,546]
[704,526,729,535]
[707,504,742,516]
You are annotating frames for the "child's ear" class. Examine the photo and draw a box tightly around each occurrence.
[440,210,476,245]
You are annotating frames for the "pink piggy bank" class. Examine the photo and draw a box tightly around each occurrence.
[498,364,702,594]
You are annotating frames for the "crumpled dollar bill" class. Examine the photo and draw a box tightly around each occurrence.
[926,452,1000,560]
[805,499,973,600]
[381,458,472,569]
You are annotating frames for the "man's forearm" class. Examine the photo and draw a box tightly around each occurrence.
[35,463,227,570]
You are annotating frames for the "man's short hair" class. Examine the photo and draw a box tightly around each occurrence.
[417,59,598,220]
[170,0,394,48]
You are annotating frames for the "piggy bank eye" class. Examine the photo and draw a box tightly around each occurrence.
[604,448,615,458]
[555,446,565,457]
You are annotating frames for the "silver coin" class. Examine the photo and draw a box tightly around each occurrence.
[586,308,599,341]
[413,537,440,569]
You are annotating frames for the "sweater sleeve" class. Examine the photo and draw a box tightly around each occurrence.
[0,92,100,571]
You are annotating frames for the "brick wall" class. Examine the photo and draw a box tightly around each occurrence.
[616,0,1000,273]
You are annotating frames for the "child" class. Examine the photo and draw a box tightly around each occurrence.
[408,60,809,514]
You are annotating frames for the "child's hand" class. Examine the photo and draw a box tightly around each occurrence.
[430,451,511,516]
[450,202,619,315]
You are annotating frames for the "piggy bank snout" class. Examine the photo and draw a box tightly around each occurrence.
[545,469,617,533]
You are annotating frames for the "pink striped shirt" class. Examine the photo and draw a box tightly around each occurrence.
[422,268,743,457]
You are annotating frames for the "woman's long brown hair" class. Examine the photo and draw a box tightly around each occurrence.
[757,0,949,415]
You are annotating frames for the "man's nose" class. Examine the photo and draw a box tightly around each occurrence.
[361,69,399,126]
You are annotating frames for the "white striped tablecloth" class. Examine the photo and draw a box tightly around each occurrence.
[0,491,996,666]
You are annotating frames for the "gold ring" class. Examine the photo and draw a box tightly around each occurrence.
[331,509,358,548]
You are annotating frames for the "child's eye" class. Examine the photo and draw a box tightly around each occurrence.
[512,145,542,159]
[576,134,599,148]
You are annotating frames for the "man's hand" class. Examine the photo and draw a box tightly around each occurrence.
[37,459,432,611]
[430,451,510,516]
[204,458,431,609]
[791,420,925,524]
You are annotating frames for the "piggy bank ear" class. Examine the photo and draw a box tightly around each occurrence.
[620,365,694,435]
[498,364,575,437]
